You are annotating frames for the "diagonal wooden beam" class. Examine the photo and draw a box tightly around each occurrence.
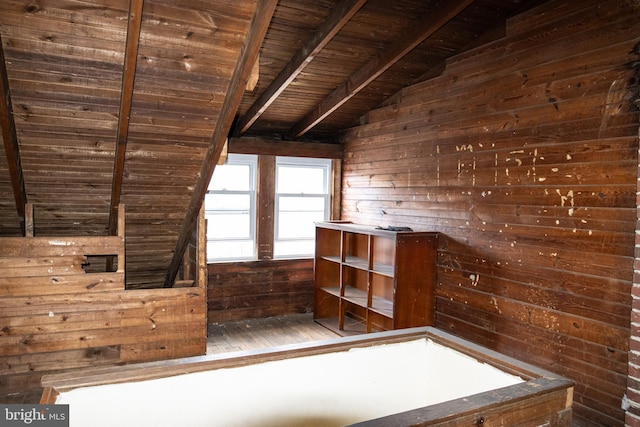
[233,0,368,136]
[164,0,279,287]
[0,34,27,234]
[107,0,144,237]
[286,0,474,140]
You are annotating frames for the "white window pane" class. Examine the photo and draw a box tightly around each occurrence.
[204,154,257,262]
[208,194,250,211]
[204,193,216,206]
[274,157,331,260]
[209,164,251,191]
[277,166,325,193]
[208,240,254,261]
[279,196,325,212]
[274,239,315,258]
[208,213,251,239]
[278,211,323,239]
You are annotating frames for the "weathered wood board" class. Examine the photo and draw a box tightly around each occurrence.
[0,205,207,395]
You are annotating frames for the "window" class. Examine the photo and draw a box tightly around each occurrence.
[205,154,257,262]
[274,157,331,258]
[204,154,333,262]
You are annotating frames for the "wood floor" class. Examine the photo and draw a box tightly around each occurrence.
[207,312,340,354]
[1,313,339,404]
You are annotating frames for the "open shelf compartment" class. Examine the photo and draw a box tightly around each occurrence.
[313,221,438,336]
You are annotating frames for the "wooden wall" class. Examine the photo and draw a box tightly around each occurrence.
[176,205,207,288]
[0,206,207,395]
[340,1,639,425]
[208,259,314,322]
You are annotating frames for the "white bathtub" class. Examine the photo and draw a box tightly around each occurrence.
[41,327,574,427]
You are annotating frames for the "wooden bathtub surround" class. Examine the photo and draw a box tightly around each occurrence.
[0,204,208,396]
[314,221,438,335]
[40,327,574,426]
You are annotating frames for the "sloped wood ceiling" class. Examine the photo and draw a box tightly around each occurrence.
[0,0,265,288]
[235,0,549,141]
[0,0,549,288]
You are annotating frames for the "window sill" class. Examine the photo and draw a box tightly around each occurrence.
[207,257,313,267]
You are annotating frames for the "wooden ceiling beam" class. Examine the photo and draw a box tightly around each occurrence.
[164,0,279,287]
[233,0,368,137]
[107,0,144,236]
[228,136,343,159]
[0,34,27,234]
[286,0,474,140]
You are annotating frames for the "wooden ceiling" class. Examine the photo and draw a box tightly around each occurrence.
[0,0,549,288]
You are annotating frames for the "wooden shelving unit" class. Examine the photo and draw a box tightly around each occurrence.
[313,221,438,335]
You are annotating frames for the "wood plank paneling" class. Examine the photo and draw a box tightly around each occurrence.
[236,0,549,140]
[340,1,639,425]
[0,287,206,394]
[208,259,314,322]
[0,0,259,289]
[121,0,258,289]
[0,0,126,237]
[0,208,207,395]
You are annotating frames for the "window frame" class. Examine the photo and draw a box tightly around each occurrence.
[204,150,340,264]
[273,156,332,259]
[204,153,258,262]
